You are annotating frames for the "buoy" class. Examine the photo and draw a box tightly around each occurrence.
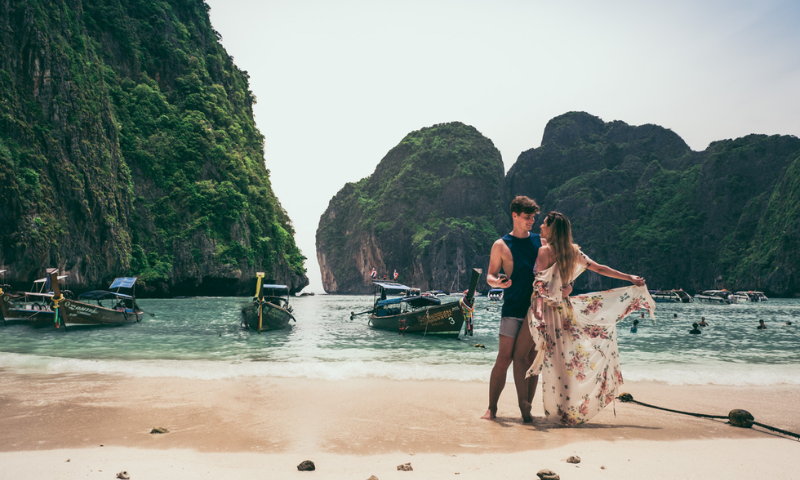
[728,409,754,428]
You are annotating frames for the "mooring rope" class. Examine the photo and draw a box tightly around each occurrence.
[617,392,800,440]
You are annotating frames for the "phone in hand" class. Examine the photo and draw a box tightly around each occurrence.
[497,273,509,285]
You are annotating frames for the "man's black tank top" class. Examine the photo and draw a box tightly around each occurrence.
[501,232,542,318]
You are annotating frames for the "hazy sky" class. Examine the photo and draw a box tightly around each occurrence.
[206,0,800,292]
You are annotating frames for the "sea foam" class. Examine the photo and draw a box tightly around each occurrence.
[2,352,800,385]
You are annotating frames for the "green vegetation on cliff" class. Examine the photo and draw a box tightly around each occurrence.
[507,112,800,295]
[0,0,306,293]
[316,122,507,293]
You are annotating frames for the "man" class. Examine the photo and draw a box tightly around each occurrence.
[481,196,571,422]
[689,322,702,334]
[757,319,767,330]
[698,317,708,327]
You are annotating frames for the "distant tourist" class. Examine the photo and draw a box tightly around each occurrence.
[689,322,702,334]
[640,312,645,319]
[698,317,708,327]
[481,196,571,422]
[630,319,639,333]
[787,321,793,326]
[673,313,678,319]
[757,320,767,330]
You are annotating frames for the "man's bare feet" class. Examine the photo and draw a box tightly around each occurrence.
[520,401,533,423]
[481,408,497,420]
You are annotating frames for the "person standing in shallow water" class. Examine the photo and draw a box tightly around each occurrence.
[481,196,571,421]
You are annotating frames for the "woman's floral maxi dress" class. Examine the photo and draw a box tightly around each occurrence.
[525,253,655,426]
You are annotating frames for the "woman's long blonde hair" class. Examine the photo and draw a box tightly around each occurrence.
[543,212,580,283]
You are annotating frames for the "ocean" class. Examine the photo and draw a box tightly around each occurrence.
[1,295,799,386]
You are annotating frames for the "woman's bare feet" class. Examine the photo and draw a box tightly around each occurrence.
[520,401,533,423]
[480,408,497,420]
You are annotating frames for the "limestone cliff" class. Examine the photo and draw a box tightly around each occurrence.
[507,112,800,296]
[316,122,507,294]
[0,0,307,295]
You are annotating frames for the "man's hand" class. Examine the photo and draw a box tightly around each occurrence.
[488,274,512,289]
[630,275,645,286]
[561,284,572,298]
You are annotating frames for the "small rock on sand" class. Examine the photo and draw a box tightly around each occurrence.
[566,456,580,464]
[397,463,413,471]
[297,460,315,471]
[537,469,559,480]
[367,476,379,480]
[601,466,606,470]
[116,472,130,479]
[150,427,170,434]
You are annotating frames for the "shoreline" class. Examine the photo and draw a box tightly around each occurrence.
[1,372,798,478]
[1,372,799,453]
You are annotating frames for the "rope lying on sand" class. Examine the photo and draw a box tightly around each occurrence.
[617,392,800,441]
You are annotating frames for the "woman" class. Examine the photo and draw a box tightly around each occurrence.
[512,212,655,425]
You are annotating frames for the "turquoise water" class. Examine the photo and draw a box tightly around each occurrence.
[1,295,799,385]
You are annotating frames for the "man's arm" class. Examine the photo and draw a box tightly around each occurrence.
[487,240,511,289]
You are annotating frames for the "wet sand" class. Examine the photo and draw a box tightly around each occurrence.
[0,371,798,478]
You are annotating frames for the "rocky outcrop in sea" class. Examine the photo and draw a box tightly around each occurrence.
[316,122,507,294]
[318,112,800,296]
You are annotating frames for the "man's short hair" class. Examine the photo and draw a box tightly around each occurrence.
[510,196,540,215]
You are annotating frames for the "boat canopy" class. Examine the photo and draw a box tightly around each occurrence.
[0,269,6,274]
[110,277,138,289]
[79,290,134,300]
[488,288,504,294]
[24,292,54,298]
[377,297,403,306]
[377,295,440,308]
[33,275,68,283]
[403,295,441,308]
[373,281,411,294]
[263,284,289,293]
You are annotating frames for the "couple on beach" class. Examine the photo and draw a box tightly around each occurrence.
[482,196,655,426]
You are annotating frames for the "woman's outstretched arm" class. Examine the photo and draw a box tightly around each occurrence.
[586,260,645,286]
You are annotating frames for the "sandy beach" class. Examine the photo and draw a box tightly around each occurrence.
[1,371,798,479]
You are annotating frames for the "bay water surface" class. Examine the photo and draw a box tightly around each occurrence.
[1,295,799,385]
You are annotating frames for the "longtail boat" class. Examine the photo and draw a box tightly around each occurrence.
[649,289,693,303]
[241,272,295,333]
[57,275,142,328]
[353,268,481,339]
[0,269,68,326]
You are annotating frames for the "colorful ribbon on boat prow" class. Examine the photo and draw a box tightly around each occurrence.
[459,296,474,336]
[52,294,64,329]
[257,298,263,333]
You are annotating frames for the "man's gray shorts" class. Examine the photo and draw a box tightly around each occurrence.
[499,316,525,338]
